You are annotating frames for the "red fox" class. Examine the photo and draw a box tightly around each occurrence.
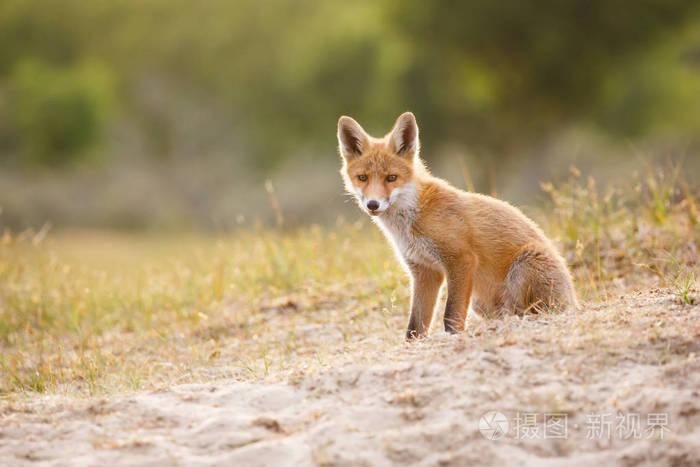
[338,112,577,339]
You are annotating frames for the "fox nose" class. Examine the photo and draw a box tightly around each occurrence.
[366,200,380,212]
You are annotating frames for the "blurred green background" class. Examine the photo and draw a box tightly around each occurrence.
[1,0,699,230]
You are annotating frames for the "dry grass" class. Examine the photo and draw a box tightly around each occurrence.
[0,163,698,398]
[540,162,698,302]
[0,222,405,395]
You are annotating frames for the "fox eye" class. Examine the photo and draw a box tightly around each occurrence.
[386,174,397,182]
[358,174,368,182]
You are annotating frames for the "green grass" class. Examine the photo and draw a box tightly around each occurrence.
[0,164,697,396]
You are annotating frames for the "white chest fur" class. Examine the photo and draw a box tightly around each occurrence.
[373,184,442,271]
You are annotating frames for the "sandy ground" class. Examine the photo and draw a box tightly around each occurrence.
[2,289,700,467]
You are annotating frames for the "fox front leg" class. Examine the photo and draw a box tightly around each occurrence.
[443,256,475,333]
[405,262,444,340]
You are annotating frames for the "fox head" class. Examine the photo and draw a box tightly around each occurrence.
[338,112,420,216]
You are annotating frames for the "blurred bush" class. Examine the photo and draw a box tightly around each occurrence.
[8,59,114,166]
[0,0,698,169]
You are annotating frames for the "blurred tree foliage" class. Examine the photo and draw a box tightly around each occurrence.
[0,0,699,168]
[10,59,114,165]
[384,0,700,153]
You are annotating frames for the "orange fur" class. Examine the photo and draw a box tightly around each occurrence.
[338,112,577,339]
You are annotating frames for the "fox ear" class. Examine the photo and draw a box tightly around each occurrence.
[389,112,419,158]
[338,116,369,160]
